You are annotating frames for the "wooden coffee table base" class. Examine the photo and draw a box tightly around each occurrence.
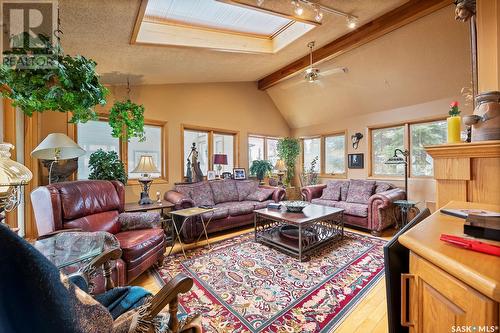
[254,205,344,262]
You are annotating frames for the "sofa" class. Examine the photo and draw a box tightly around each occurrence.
[301,179,405,235]
[165,179,286,243]
[31,180,167,286]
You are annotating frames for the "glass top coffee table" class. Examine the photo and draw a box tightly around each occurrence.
[254,203,344,262]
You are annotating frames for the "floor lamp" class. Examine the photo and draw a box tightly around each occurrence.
[31,133,86,184]
[384,148,409,198]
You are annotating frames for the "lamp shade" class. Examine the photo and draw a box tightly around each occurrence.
[0,143,32,187]
[385,155,406,165]
[31,133,85,160]
[132,155,159,174]
[275,159,286,171]
[213,154,228,165]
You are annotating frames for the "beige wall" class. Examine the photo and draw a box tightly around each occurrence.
[291,96,473,209]
[101,82,290,202]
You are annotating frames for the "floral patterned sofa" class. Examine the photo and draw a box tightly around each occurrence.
[301,179,405,235]
[165,179,286,243]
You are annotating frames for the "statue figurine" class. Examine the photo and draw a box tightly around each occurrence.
[185,158,192,183]
[190,143,204,182]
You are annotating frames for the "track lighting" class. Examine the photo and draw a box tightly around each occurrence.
[346,16,358,29]
[293,1,304,16]
[256,0,264,6]
[313,4,323,22]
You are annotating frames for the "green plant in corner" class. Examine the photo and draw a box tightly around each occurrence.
[109,100,146,141]
[301,156,319,186]
[88,149,127,185]
[277,137,300,187]
[249,160,273,184]
[0,33,108,123]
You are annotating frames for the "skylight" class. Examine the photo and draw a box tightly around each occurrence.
[145,0,293,38]
[133,0,316,54]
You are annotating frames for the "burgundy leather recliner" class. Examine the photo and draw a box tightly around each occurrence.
[31,180,166,285]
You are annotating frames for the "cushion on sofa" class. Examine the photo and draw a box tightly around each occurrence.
[246,188,275,202]
[340,181,350,201]
[334,201,368,217]
[311,198,337,207]
[346,179,376,204]
[375,182,393,193]
[209,179,238,203]
[189,182,215,206]
[115,228,165,262]
[241,199,273,210]
[235,180,259,201]
[215,202,255,216]
[174,184,194,198]
[320,180,343,200]
[201,207,229,220]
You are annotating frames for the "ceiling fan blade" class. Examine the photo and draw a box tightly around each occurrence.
[320,67,348,77]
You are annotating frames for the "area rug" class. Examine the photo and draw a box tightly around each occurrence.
[152,231,386,333]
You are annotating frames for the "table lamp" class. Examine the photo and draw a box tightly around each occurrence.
[31,133,85,184]
[213,154,228,178]
[132,155,159,205]
[0,143,32,224]
[385,148,409,198]
[275,159,286,186]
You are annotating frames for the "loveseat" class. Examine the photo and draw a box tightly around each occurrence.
[31,180,167,286]
[165,179,286,242]
[301,179,405,235]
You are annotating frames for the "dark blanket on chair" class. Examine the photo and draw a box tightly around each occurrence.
[96,286,151,320]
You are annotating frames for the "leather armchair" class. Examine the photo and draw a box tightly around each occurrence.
[31,180,167,285]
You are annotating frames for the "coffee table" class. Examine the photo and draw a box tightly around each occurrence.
[254,204,344,261]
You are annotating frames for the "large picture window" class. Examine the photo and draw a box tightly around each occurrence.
[301,132,347,177]
[77,118,167,182]
[370,118,447,178]
[324,134,346,174]
[247,135,281,170]
[182,125,238,177]
[303,137,321,173]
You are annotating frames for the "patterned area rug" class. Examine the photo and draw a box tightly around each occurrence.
[152,231,386,333]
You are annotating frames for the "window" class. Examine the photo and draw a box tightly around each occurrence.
[128,124,163,179]
[371,126,405,176]
[248,135,282,170]
[77,118,167,182]
[213,133,234,172]
[182,126,238,177]
[77,120,120,180]
[303,138,321,173]
[370,119,447,178]
[324,134,346,174]
[410,120,447,176]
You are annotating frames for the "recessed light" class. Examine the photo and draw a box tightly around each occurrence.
[346,16,358,29]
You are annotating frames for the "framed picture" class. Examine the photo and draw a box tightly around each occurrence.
[221,172,232,180]
[207,170,216,180]
[233,168,247,180]
[348,153,364,169]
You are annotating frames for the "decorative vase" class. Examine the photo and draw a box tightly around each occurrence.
[447,116,461,143]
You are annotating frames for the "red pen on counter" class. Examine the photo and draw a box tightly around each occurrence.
[440,234,500,257]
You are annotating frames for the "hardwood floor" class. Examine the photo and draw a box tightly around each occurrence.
[134,226,395,333]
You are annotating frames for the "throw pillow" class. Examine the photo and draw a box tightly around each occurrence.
[375,182,393,193]
[209,179,238,203]
[175,184,193,198]
[189,182,215,206]
[320,181,343,201]
[346,179,376,204]
[246,188,275,202]
[340,181,350,201]
[235,180,259,201]
[119,212,161,231]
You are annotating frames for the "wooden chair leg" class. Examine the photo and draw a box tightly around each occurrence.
[168,296,179,332]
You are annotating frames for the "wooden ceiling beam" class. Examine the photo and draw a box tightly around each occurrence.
[257,0,451,90]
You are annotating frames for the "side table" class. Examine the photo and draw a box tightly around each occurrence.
[394,200,420,228]
[168,207,217,259]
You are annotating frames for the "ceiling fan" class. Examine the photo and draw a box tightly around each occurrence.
[280,41,348,89]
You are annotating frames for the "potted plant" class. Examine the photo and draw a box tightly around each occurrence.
[277,137,300,186]
[109,100,146,141]
[447,101,461,143]
[88,149,127,185]
[249,160,273,184]
[301,156,319,186]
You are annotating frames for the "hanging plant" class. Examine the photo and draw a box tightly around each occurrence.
[108,99,146,141]
[0,33,108,123]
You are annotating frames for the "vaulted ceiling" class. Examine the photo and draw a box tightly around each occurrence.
[59,0,406,85]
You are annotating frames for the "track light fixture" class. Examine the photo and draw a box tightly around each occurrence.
[256,0,264,7]
[282,1,358,27]
[291,1,304,16]
[346,16,358,29]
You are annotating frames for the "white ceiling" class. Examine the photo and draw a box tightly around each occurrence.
[59,0,406,85]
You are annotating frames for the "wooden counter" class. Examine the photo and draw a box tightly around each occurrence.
[399,201,499,331]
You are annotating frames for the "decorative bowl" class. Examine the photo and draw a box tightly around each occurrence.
[282,200,309,213]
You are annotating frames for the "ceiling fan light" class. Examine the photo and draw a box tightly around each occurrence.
[346,16,358,29]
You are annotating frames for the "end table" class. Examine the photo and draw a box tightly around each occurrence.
[394,200,420,228]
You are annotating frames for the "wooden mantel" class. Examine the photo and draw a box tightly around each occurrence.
[425,140,500,208]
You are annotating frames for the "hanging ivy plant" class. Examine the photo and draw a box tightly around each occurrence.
[108,99,146,141]
[0,33,108,123]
